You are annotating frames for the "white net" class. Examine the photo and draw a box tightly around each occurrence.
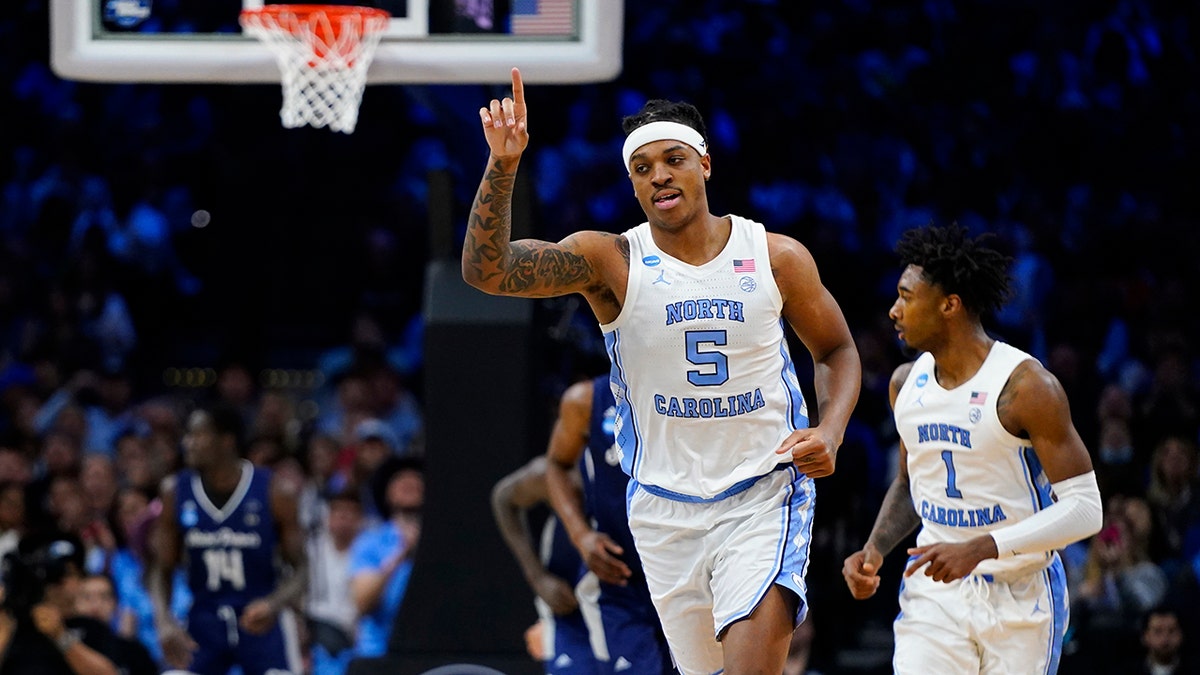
[240,6,390,134]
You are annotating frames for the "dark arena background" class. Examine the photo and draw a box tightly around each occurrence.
[1,1,1198,673]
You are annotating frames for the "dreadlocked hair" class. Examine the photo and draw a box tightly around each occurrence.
[896,223,1013,317]
[621,99,708,141]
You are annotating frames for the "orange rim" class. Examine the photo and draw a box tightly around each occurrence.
[240,4,391,36]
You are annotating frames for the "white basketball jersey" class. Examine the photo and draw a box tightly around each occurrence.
[601,216,808,501]
[895,341,1056,575]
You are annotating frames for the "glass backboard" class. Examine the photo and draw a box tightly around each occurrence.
[51,0,622,84]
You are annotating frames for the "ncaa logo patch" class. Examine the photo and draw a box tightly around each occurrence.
[969,407,983,424]
[739,276,757,292]
[181,501,199,527]
[916,373,928,387]
[642,255,661,266]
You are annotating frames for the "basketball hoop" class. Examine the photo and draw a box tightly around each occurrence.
[239,4,390,134]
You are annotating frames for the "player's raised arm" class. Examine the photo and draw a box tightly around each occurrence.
[462,67,610,300]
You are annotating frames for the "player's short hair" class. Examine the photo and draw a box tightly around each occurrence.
[198,400,246,450]
[896,223,1013,317]
[621,99,708,142]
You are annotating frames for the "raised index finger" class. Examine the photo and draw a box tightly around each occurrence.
[511,67,525,106]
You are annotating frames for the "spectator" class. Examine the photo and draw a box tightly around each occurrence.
[1145,435,1200,576]
[1125,605,1193,675]
[347,456,424,660]
[72,569,161,675]
[306,488,365,675]
[333,418,406,523]
[1070,496,1170,670]
[0,531,154,675]
[0,480,25,561]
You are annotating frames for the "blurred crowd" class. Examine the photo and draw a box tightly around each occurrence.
[1,0,1199,673]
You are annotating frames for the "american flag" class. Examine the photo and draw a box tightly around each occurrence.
[511,0,575,36]
[733,258,756,273]
[969,391,987,405]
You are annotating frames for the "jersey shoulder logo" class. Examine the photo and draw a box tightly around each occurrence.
[181,501,199,527]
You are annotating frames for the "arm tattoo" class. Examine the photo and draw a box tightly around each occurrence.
[615,235,630,268]
[500,243,591,294]
[866,474,921,556]
[996,363,1028,438]
[464,159,600,296]
[463,159,516,283]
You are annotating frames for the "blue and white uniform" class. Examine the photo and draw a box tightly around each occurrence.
[537,515,602,674]
[177,460,298,675]
[892,342,1068,674]
[602,216,815,675]
[581,376,675,674]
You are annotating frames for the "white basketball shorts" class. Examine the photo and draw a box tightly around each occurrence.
[626,465,814,675]
[893,552,1068,674]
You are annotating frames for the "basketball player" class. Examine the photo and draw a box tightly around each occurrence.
[464,68,861,674]
[842,225,1103,674]
[492,455,601,673]
[149,401,306,675]
[544,374,677,674]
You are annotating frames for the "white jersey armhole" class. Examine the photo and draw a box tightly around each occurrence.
[599,227,644,333]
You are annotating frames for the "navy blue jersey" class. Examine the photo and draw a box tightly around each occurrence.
[542,514,585,586]
[176,461,279,611]
[583,376,650,601]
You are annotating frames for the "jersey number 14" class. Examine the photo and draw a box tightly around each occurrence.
[203,548,247,590]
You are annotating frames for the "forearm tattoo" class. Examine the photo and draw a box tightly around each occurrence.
[464,159,515,283]
[464,158,594,296]
[867,475,921,556]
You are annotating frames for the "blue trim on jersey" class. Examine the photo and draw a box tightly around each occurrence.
[777,321,809,430]
[1044,553,1068,674]
[1022,448,1054,510]
[605,330,643,480]
[632,462,790,503]
[894,555,918,624]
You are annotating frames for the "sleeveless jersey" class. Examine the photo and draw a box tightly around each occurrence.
[541,514,585,586]
[601,216,809,500]
[581,376,650,600]
[176,461,279,610]
[894,341,1056,576]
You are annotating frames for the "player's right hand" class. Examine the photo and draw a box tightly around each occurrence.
[577,531,632,586]
[158,622,198,669]
[842,544,883,600]
[479,67,529,160]
[532,570,579,616]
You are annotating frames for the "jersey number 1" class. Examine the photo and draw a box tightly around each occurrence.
[941,450,963,498]
[203,548,247,591]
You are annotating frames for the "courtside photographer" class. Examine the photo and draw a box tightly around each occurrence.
[0,531,148,675]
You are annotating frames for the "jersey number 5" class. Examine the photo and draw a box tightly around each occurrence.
[685,330,729,386]
[203,548,247,591]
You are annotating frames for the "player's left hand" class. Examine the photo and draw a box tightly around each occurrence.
[239,599,277,635]
[774,427,838,478]
[904,535,999,582]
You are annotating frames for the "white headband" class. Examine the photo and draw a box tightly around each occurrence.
[621,121,708,170]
